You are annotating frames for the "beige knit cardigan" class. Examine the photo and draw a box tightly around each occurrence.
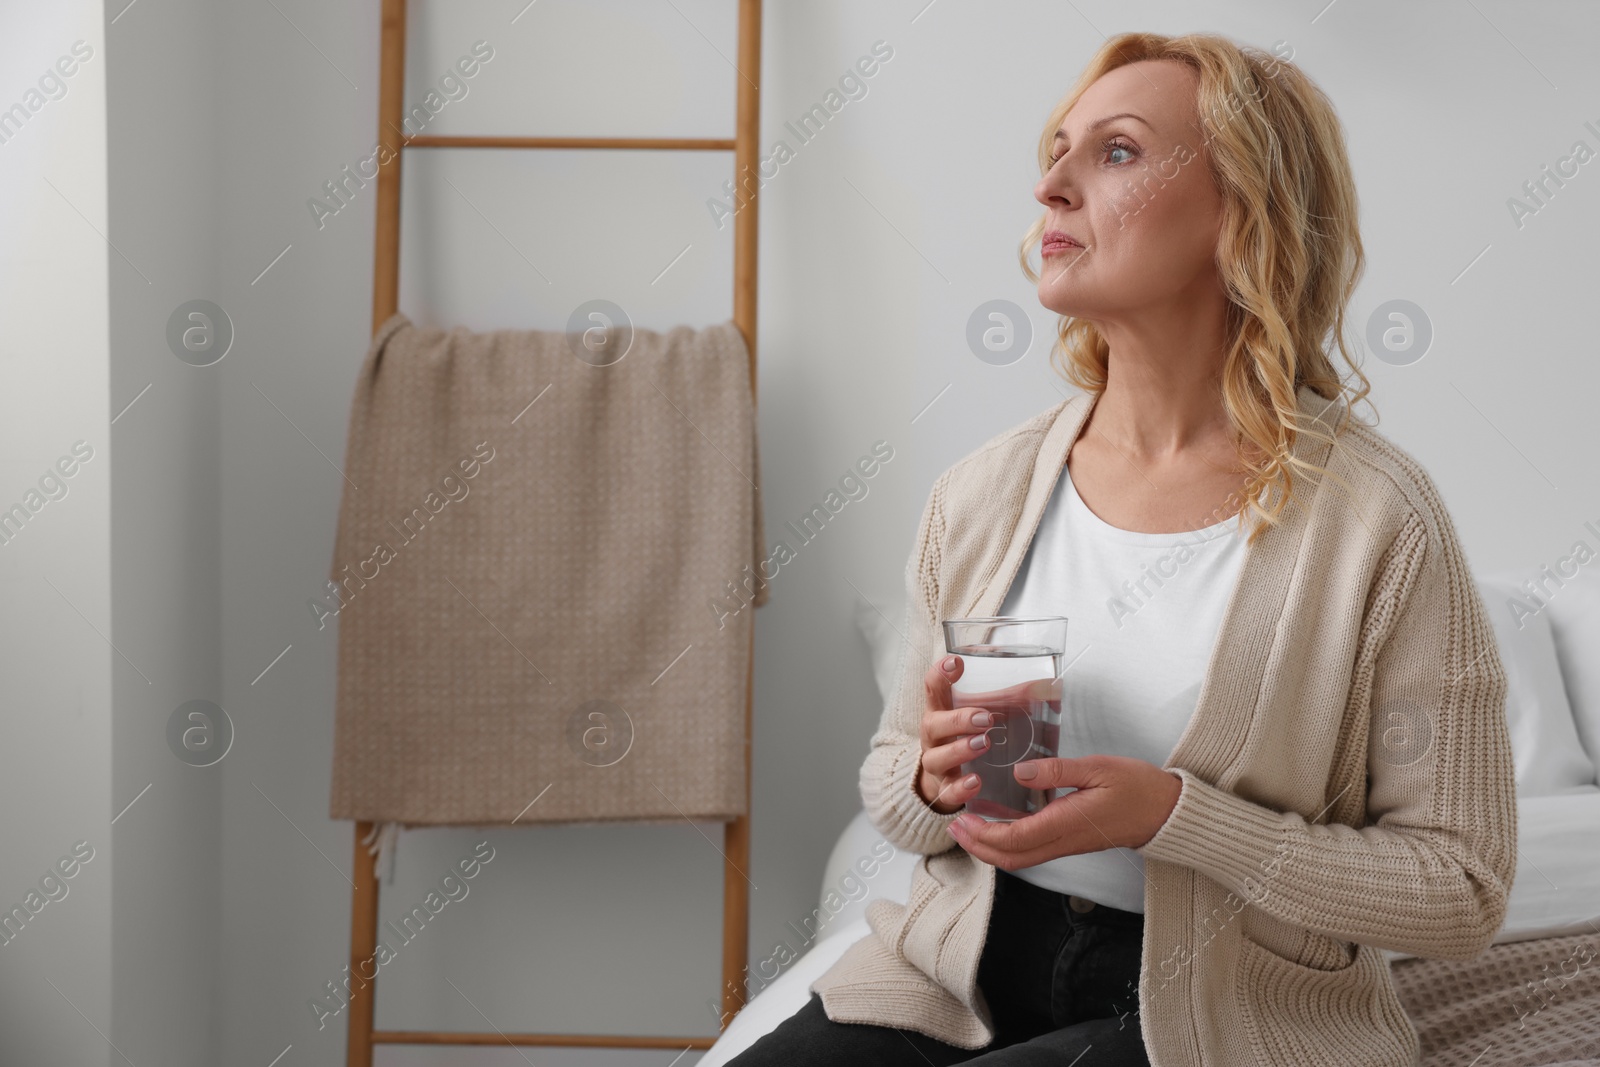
[809,384,1518,1066]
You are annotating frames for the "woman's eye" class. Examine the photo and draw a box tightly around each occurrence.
[1105,140,1136,165]
[1048,139,1136,168]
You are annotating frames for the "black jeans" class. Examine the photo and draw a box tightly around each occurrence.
[726,867,1150,1065]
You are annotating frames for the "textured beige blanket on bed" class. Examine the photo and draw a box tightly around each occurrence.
[327,312,767,826]
[1390,930,1600,1066]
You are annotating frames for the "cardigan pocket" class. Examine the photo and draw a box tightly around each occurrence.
[1242,906,1357,972]
[1234,931,1413,1066]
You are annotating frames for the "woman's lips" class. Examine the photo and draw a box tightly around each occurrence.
[1042,232,1082,256]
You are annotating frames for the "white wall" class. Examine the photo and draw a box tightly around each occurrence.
[0,3,113,1066]
[103,0,226,1062]
[3,1,1598,1064]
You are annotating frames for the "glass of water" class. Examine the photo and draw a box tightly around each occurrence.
[941,616,1068,822]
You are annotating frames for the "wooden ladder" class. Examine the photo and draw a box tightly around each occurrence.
[348,1,762,1061]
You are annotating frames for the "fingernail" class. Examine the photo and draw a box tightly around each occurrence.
[969,732,989,750]
[943,655,959,672]
[1015,761,1038,780]
[971,710,992,727]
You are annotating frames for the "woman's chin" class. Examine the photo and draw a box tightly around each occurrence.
[1037,289,1090,318]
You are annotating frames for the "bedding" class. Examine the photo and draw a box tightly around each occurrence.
[1390,930,1599,1066]
[1387,788,1600,1064]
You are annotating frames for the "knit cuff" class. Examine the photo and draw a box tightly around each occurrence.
[879,742,962,855]
[1134,766,1287,890]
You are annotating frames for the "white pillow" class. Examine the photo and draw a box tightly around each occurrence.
[815,809,918,941]
[1542,558,1600,774]
[1476,572,1599,795]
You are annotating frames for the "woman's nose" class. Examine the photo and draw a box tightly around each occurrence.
[1036,157,1074,208]
[1036,170,1072,208]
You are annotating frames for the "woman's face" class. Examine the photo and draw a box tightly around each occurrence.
[1033,59,1226,322]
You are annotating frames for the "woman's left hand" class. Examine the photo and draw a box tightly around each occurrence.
[947,755,1183,871]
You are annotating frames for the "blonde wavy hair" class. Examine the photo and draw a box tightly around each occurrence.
[1020,31,1374,544]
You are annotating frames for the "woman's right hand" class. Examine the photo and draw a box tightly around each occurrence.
[917,654,990,814]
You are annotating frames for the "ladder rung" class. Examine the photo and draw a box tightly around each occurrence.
[371,1029,718,1049]
[401,134,736,151]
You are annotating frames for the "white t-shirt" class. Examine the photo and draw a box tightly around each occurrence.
[995,460,1249,913]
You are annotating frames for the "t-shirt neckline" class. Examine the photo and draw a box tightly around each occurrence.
[1062,463,1242,547]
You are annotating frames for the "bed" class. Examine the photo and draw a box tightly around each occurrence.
[698,566,1600,1066]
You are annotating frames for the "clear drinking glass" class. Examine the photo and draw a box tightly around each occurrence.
[941,616,1068,822]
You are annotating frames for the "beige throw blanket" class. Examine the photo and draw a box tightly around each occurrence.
[328,312,767,826]
[1390,931,1600,1065]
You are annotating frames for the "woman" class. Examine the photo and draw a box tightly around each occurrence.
[730,30,1515,1067]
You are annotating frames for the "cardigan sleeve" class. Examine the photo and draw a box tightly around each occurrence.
[1136,503,1518,962]
[858,470,966,856]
